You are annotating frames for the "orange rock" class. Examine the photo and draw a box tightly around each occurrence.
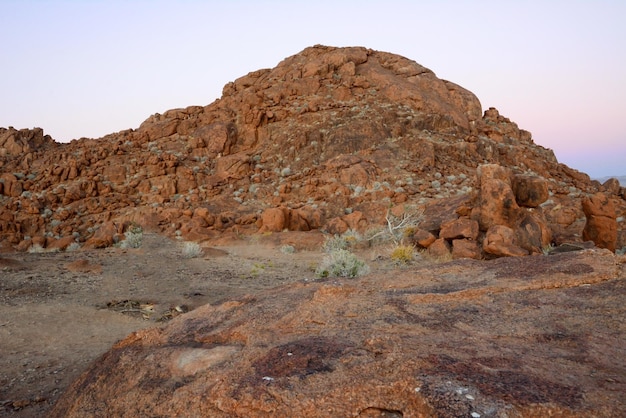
[439,218,479,240]
[483,225,528,257]
[427,238,451,258]
[475,178,521,230]
[47,236,77,251]
[411,229,436,248]
[451,239,482,259]
[342,211,368,232]
[582,193,617,251]
[512,174,549,207]
[259,208,288,233]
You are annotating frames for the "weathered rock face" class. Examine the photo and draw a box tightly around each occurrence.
[583,192,618,251]
[0,127,56,158]
[50,249,625,417]
[1,45,625,253]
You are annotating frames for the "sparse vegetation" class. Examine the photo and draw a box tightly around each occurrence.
[181,241,203,258]
[119,227,143,249]
[250,261,274,277]
[280,245,296,254]
[322,234,351,252]
[27,244,46,253]
[315,249,370,279]
[542,243,556,256]
[66,242,81,252]
[366,208,423,245]
[390,244,415,264]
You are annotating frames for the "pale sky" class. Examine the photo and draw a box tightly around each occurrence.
[1,0,624,178]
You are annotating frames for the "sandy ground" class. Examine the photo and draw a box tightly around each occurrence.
[0,232,337,417]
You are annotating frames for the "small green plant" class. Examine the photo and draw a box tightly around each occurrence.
[120,229,143,249]
[280,245,296,254]
[542,243,556,256]
[315,249,370,279]
[181,241,203,258]
[322,235,351,252]
[66,242,81,252]
[250,262,269,277]
[390,244,415,264]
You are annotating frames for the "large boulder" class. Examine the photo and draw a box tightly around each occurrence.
[473,164,521,230]
[512,174,549,208]
[483,225,529,257]
[582,193,618,251]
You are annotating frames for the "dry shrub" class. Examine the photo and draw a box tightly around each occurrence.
[390,244,415,264]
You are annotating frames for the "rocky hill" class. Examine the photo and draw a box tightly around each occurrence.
[1,45,625,255]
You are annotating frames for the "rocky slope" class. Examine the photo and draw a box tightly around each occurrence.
[1,45,625,255]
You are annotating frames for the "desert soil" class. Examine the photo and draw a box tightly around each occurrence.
[0,232,337,417]
[2,233,625,417]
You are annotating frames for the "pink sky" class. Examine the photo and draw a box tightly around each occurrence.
[1,1,624,178]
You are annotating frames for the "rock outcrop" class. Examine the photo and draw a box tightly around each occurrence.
[50,249,625,417]
[1,45,625,254]
[582,192,618,251]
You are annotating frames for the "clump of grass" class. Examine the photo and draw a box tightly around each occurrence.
[315,249,370,279]
[390,244,415,264]
[181,241,203,258]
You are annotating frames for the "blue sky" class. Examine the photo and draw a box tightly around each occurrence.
[1,0,625,177]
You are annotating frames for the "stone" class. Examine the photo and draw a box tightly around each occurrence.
[46,236,78,251]
[427,238,451,258]
[420,195,472,232]
[601,178,621,196]
[411,228,436,248]
[582,193,617,251]
[259,208,288,233]
[324,217,349,235]
[439,217,479,240]
[83,222,122,249]
[483,225,529,257]
[512,174,549,207]
[476,163,512,186]
[342,211,368,232]
[514,210,552,253]
[451,239,482,259]
[289,207,323,232]
[474,178,521,230]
